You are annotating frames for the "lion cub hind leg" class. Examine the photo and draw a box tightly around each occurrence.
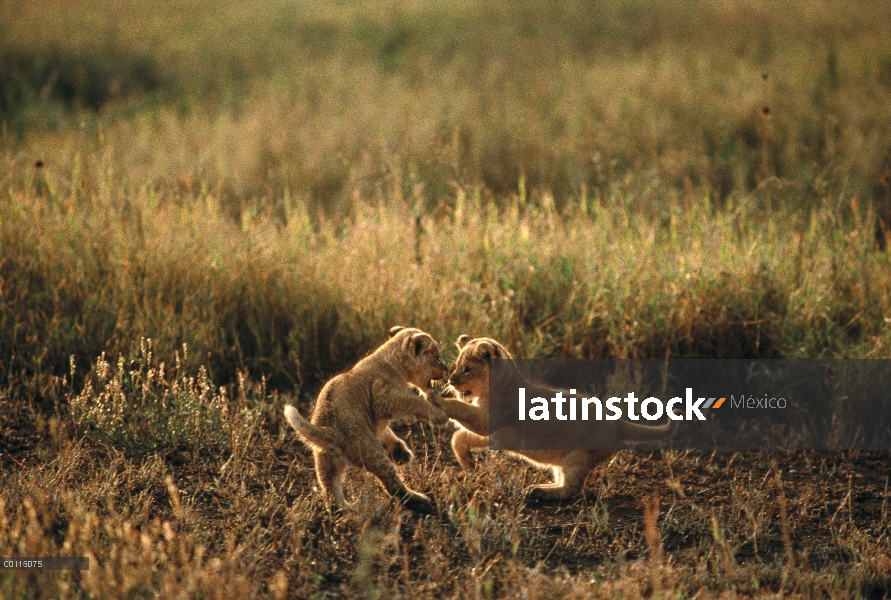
[526,450,614,502]
[527,465,572,502]
[314,449,347,507]
[355,432,435,513]
[378,426,414,465]
[451,429,488,471]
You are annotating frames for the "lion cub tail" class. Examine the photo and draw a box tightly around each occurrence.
[284,405,345,453]
[618,418,679,442]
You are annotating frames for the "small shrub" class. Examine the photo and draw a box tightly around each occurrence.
[70,339,262,456]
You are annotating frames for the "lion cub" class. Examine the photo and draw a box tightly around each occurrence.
[284,326,449,511]
[435,336,677,501]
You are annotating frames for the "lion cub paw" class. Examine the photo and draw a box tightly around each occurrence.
[454,452,476,471]
[429,405,449,426]
[389,440,415,465]
[399,490,436,513]
[526,486,570,503]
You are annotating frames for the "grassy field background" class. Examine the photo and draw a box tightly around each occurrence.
[2,0,891,596]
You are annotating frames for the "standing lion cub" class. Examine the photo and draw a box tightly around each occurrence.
[435,336,678,501]
[284,326,449,512]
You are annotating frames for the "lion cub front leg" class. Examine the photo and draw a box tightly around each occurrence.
[451,429,488,471]
[431,397,490,470]
[432,397,489,437]
[378,426,414,464]
[376,382,449,425]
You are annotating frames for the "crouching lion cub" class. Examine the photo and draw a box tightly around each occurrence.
[435,336,678,501]
[284,326,450,512]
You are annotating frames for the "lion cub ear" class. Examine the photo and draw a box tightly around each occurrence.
[456,334,471,350]
[389,326,406,338]
[476,340,505,362]
[403,331,427,355]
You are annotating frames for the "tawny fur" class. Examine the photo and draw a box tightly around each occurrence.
[436,336,678,501]
[283,326,449,512]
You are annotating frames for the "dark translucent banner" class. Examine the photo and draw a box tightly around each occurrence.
[487,360,891,451]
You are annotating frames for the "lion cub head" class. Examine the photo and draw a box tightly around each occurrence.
[448,335,513,404]
[387,325,449,391]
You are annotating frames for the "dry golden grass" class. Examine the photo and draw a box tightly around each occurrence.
[3,0,891,211]
[2,367,891,598]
